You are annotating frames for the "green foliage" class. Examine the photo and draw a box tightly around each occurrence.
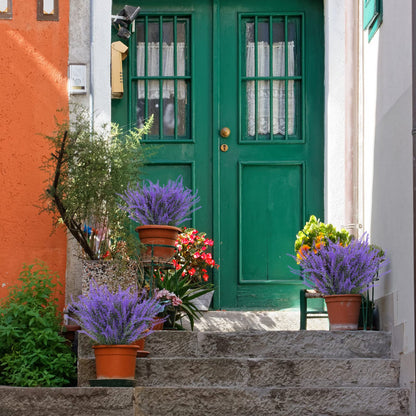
[0,261,76,387]
[154,267,214,330]
[294,215,351,252]
[40,104,153,260]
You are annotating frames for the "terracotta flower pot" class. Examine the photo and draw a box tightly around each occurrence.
[93,344,139,379]
[136,225,181,262]
[324,294,362,331]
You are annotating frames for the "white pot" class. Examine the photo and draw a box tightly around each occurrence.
[192,290,215,311]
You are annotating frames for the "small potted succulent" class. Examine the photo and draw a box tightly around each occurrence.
[119,175,201,262]
[292,232,388,330]
[68,281,165,380]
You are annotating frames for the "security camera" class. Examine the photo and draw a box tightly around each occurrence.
[113,5,141,26]
[112,5,141,40]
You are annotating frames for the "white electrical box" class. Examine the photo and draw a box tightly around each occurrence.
[69,64,87,95]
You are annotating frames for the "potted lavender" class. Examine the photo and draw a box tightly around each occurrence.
[119,175,201,261]
[68,282,165,380]
[292,233,388,330]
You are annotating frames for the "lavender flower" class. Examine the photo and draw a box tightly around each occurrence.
[291,233,388,295]
[68,282,166,345]
[118,175,201,226]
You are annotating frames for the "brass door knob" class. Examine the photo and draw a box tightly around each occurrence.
[220,127,231,138]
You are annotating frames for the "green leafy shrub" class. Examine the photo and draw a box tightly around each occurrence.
[40,104,153,260]
[0,261,76,387]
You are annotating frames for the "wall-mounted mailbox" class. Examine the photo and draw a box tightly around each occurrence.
[111,41,128,99]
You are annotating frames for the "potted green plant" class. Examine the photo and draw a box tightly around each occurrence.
[152,265,214,330]
[40,105,152,292]
[173,228,219,310]
[118,176,201,262]
[294,215,351,263]
[68,282,165,380]
[292,233,388,330]
[40,105,152,260]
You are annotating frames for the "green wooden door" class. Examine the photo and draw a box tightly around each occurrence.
[112,0,324,309]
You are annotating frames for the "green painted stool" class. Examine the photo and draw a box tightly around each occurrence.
[299,289,328,330]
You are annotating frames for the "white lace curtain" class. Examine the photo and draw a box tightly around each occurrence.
[137,42,187,100]
[246,41,295,136]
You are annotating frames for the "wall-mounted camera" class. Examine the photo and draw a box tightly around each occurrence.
[112,5,141,40]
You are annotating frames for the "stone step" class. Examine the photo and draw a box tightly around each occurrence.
[78,357,400,388]
[133,357,400,388]
[78,330,393,360]
[133,386,409,416]
[0,386,409,416]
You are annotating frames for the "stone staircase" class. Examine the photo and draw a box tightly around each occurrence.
[78,329,410,415]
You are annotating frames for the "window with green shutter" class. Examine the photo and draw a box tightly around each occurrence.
[363,0,382,41]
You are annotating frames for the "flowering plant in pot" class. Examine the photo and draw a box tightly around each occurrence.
[68,281,165,380]
[152,265,214,330]
[291,233,388,330]
[118,176,201,262]
[294,215,351,264]
[172,228,219,309]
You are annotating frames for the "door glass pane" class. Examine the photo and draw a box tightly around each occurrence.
[177,21,187,76]
[162,21,174,76]
[135,16,191,140]
[272,19,285,76]
[272,80,285,135]
[257,21,269,77]
[288,18,301,76]
[257,80,270,135]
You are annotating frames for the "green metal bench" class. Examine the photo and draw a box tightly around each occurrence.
[299,289,328,330]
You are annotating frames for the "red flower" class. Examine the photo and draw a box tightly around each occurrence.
[188,268,196,276]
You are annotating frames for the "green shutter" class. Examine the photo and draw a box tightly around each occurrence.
[363,0,380,30]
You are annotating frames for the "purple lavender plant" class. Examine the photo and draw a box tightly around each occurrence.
[68,282,165,345]
[292,233,388,295]
[118,175,201,226]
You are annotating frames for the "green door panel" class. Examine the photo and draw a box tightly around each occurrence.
[112,0,324,310]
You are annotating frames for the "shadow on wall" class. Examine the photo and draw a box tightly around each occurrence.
[369,2,413,329]
[369,2,415,411]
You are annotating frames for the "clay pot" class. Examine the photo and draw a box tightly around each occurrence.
[152,317,165,330]
[136,225,180,262]
[93,344,139,379]
[131,337,150,357]
[324,294,362,331]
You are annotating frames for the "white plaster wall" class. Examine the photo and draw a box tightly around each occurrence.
[90,0,112,125]
[324,0,346,228]
[360,0,415,407]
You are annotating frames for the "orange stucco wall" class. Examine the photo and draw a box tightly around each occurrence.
[0,1,69,309]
